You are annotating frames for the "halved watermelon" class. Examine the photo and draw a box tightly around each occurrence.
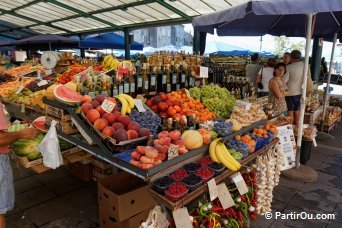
[54,85,83,105]
[33,116,47,132]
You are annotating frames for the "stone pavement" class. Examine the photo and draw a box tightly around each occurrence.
[5,123,342,228]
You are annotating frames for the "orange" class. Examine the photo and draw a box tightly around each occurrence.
[257,129,263,135]
[263,134,268,138]
[235,135,241,140]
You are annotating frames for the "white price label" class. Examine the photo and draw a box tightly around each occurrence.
[21,103,25,113]
[37,80,48,87]
[217,183,235,209]
[231,172,248,195]
[134,99,146,112]
[200,66,209,78]
[207,178,218,201]
[168,145,179,160]
[15,85,25,94]
[101,99,116,113]
[172,208,193,228]
[184,89,191,98]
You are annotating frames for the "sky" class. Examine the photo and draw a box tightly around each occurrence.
[183,24,339,59]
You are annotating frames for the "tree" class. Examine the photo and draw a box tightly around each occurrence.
[290,41,305,52]
[273,36,305,55]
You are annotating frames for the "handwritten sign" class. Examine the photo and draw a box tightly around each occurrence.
[231,172,248,195]
[200,66,209,78]
[168,145,179,160]
[134,99,146,112]
[37,80,48,87]
[184,89,191,98]
[217,183,235,209]
[101,99,116,113]
[207,178,218,201]
[172,208,192,228]
[277,125,296,171]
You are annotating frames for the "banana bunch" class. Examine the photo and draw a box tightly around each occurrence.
[102,55,122,71]
[209,138,241,171]
[115,94,135,115]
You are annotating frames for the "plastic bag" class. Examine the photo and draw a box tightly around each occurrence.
[37,120,63,169]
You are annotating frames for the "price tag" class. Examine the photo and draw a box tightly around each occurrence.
[21,103,25,113]
[184,89,191,98]
[207,178,218,201]
[37,80,48,87]
[134,99,146,112]
[217,183,235,209]
[200,66,209,78]
[313,138,317,147]
[172,207,193,228]
[15,85,25,94]
[101,99,116,113]
[168,145,179,160]
[231,172,248,195]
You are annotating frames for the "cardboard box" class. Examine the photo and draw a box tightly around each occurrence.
[98,172,156,222]
[71,162,94,182]
[99,207,150,228]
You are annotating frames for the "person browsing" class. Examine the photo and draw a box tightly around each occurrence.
[245,53,262,89]
[256,58,277,97]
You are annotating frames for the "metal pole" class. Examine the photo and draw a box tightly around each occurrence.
[296,13,313,168]
[320,33,338,132]
[124,28,131,60]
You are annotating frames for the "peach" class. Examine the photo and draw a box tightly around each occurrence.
[86,109,100,123]
[151,105,158,113]
[95,94,106,104]
[173,138,185,146]
[160,93,168,101]
[127,130,139,140]
[102,126,115,137]
[81,95,92,103]
[96,106,106,116]
[113,129,128,143]
[146,100,153,107]
[128,121,140,132]
[81,103,93,115]
[94,118,108,131]
[112,111,121,121]
[90,100,100,109]
[155,144,169,154]
[112,122,125,131]
[139,128,151,138]
[136,146,146,155]
[169,130,181,141]
[152,95,162,105]
[159,137,171,146]
[103,113,116,125]
[154,139,160,146]
[156,152,166,161]
[178,145,188,155]
[117,115,131,127]
[158,102,168,112]
[158,131,169,139]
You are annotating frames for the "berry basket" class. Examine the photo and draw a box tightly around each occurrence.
[195,167,215,182]
[208,162,225,175]
[182,174,203,192]
[170,169,189,181]
[165,183,189,202]
[183,162,202,173]
[152,176,175,194]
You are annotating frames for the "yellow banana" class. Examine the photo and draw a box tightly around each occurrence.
[215,142,240,171]
[209,138,221,163]
[115,95,128,115]
[118,94,135,109]
[103,55,111,66]
[126,105,131,114]
[221,143,241,169]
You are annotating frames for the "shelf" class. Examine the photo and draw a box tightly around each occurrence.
[149,138,279,210]
[1,99,45,121]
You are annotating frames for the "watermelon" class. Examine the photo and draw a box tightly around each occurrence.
[8,124,29,132]
[11,133,44,160]
[54,85,83,105]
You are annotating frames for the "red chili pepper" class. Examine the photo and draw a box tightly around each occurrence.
[227,207,238,219]
[212,205,224,212]
[237,210,243,223]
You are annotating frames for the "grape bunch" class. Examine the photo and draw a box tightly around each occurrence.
[226,139,249,158]
[27,81,50,92]
[228,148,243,160]
[130,109,161,139]
[213,119,233,137]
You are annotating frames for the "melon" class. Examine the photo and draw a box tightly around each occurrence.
[46,84,58,100]
[33,116,46,132]
[54,85,83,105]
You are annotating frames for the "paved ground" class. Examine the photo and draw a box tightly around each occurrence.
[5,124,342,227]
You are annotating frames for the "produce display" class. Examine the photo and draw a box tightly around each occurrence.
[0,79,34,98]
[213,118,233,137]
[315,106,341,125]
[229,104,267,128]
[130,108,161,139]
[54,84,83,105]
[55,64,87,84]
[190,83,236,118]
[102,55,133,72]
[7,88,46,109]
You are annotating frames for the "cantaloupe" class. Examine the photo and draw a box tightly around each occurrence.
[181,130,203,150]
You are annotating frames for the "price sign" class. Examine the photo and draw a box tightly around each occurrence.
[231,172,248,195]
[217,183,235,209]
[207,178,218,201]
[200,66,209,78]
[168,145,179,160]
[184,89,191,98]
[101,99,116,113]
[15,84,25,94]
[277,125,296,171]
[134,99,146,112]
[172,207,193,228]
[37,80,48,87]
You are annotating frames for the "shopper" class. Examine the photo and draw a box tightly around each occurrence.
[246,53,262,89]
[283,50,311,126]
[256,58,277,97]
[0,102,39,228]
[268,62,288,116]
[283,52,291,65]
[320,57,328,80]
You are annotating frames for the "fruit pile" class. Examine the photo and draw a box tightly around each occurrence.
[195,167,214,181]
[153,176,175,194]
[226,139,249,157]
[183,162,201,173]
[171,169,189,181]
[146,92,216,122]
[209,138,241,171]
[235,135,256,154]
[27,80,50,92]
[81,94,151,144]
[165,182,188,202]
[130,130,188,170]
[130,109,161,139]
[182,174,202,191]
[197,157,213,166]
[190,83,236,118]
[56,64,87,84]
[213,119,233,137]
[0,73,13,83]
[198,128,213,145]
[181,130,203,150]
[228,149,243,160]
[230,104,267,128]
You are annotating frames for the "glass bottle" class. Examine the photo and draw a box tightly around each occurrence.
[165,65,171,93]
[136,66,143,94]
[157,64,164,93]
[171,63,177,91]
[142,63,149,95]
[111,75,118,97]
[123,73,129,94]
[149,65,157,94]
[167,118,173,132]
[129,67,136,98]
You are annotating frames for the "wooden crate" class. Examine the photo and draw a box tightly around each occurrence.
[46,115,78,134]
[45,104,71,121]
